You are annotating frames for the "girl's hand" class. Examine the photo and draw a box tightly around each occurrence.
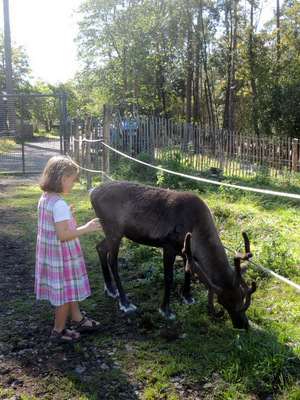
[55,218,101,241]
[85,218,102,233]
[69,204,76,215]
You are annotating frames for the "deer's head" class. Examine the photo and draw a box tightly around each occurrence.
[183,232,256,329]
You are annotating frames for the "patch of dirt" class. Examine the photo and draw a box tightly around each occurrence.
[0,174,41,187]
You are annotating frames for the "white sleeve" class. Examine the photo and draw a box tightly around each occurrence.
[53,200,71,223]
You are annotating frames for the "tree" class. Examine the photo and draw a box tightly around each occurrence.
[30,82,61,132]
[0,32,31,133]
[3,0,17,132]
[72,0,300,138]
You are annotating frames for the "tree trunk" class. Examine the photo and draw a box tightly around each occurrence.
[276,0,281,62]
[185,0,193,124]
[223,7,231,130]
[228,3,237,133]
[3,0,17,134]
[199,2,215,132]
[193,12,201,123]
[249,0,260,140]
[223,0,237,133]
[186,22,193,124]
[0,74,8,132]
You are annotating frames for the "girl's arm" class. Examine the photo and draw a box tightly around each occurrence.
[55,218,101,242]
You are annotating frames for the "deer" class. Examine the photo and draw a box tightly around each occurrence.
[90,180,256,329]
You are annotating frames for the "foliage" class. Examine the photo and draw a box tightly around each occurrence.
[70,0,300,138]
[0,33,32,92]
[110,151,157,183]
[255,158,271,185]
[26,82,60,132]
[156,145,200,190]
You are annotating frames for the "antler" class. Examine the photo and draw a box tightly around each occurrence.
[182,233,224,318]
[208,289,225,318]
[233,232,256,313]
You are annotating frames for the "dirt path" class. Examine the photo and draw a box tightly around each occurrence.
[0,137,61,174]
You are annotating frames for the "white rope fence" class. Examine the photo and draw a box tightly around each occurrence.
[66,153,114,181]
[224,246,300,291]
[68,139,300,291]
[102,141,300,200]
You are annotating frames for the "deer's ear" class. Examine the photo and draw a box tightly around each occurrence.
[240,263,247,277]
[183,232,192,253]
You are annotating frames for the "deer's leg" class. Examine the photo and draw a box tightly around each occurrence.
[159,248,176,319]
[181,255,196,305]
[107,237,137,314]
[96,238,119,298]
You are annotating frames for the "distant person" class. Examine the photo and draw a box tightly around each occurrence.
[35,155,101,344]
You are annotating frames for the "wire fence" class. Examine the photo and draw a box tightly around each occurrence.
[0,93,67,174]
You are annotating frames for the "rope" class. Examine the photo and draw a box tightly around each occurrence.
[66,153,114,181]
[73,137,108,143]
[224,246,300,291]
[101,142,300,200]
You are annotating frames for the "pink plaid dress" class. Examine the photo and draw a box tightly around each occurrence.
[35,193,91,306]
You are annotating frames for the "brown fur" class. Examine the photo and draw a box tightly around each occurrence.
[91,180,255,329]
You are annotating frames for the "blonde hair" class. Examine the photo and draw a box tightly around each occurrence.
[39,156,79,193]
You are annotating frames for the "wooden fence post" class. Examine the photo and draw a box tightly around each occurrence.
[150,117,155,163]
[85,116,92,190]
[292,138,298,173]
[74,117,80,166]
[65,120,71,155]
[102,104,111,182]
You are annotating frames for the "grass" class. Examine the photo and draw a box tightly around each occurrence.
[0,137,17,155]
[0,166,299,399]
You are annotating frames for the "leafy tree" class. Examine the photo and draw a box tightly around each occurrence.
[29,82,61,132]
[72,0,300,138]
[0,34,31,92]
[0,33,32,131]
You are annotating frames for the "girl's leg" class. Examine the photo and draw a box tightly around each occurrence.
[70,301,100,329]
[69,301,83,322]
[54,302,70,332]
[54,303,80,339]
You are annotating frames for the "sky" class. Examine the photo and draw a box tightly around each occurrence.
[0,0,83,84]
[0,0,277,85]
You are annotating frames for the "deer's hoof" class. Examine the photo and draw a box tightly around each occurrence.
[104,285,119,299]
[181,294,196,305]
[119,303,137,314]
[159,308,176,320]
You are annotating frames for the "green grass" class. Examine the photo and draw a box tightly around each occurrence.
[0,137,17,155]
[0,170,299,399]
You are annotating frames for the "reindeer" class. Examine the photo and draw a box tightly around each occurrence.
[90,180,256,329]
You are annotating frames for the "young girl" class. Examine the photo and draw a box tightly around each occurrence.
[35,155,102,344]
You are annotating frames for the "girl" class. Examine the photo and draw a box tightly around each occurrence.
[35,155,102,344]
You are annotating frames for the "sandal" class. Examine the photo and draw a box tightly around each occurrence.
[50,328,82,344]
[71,316,101,332]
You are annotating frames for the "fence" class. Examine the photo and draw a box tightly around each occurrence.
[0,93,67,174]
[66,107,300,181]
